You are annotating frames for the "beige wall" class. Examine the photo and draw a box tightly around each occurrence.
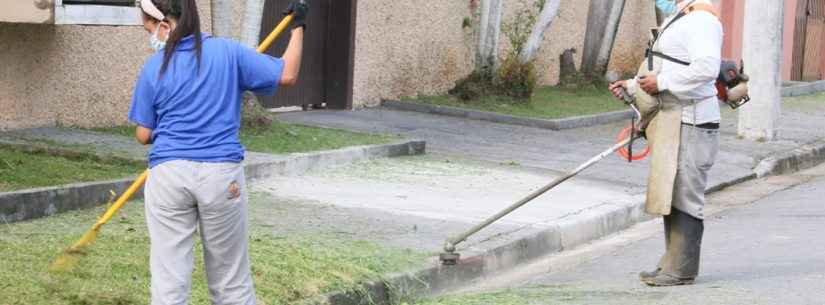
[0,0,53,24]
[0,0,212,131]
[351,0,476,108]
[608,0,658,77]
[1,0,655,129]
[352,0,656,107]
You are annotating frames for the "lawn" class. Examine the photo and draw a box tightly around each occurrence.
[402,86,627,120]
[91,121,399,155]
[783,92,825,110]
[0,201,425,305]
[0,147,144,193]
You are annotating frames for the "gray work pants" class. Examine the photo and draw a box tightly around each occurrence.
[145,160,256,305]
[658,124,719,279]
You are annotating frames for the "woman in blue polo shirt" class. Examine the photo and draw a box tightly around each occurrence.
[129,0,307,303]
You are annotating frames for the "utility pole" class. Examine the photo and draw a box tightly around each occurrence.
[738,0,784,141]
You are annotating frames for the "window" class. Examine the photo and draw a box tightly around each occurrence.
[63,0,136,6]
[55,0,142,25]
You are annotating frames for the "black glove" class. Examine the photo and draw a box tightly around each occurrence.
[283,0,308,30]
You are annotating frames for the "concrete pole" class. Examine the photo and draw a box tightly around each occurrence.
[738,0,784,141]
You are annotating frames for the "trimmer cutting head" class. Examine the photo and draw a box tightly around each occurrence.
[439,251,460,265]
[439,241,460,265]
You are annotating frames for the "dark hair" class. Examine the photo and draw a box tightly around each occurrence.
[145,0,202,76]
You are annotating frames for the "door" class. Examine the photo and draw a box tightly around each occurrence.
[803,0,825,80]
[257,0,356,109]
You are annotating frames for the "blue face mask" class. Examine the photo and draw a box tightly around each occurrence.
[656,0,677,15]
[149,24,167,51]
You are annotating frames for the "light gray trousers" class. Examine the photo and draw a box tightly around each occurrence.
[145,160,256,305]
[658,124,719,279]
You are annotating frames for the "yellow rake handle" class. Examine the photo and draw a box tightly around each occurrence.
[257,14,294,53]
[92,170,148,229]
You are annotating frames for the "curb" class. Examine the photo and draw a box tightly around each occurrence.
[781,80,825,97]
[382,100,633,130]
[752,139,825,178]
[0,140,426,223]
[307,138,825,305]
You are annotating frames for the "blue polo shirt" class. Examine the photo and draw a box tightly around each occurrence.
[128,33,284,168]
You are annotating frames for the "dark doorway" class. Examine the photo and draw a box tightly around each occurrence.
[258,0,357,109]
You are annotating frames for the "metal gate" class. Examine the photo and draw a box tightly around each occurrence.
[257,0,356,109]
[792,0,825,81]
[803,0,825,80]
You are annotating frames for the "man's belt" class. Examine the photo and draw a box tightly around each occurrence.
[682,122,720,130]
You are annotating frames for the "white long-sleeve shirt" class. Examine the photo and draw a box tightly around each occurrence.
[630,1,723,124]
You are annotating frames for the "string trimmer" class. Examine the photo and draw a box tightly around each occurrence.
[440,71,645,265]
[49,9,299,272]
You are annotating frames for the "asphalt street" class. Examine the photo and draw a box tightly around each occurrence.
[433,163,825,305]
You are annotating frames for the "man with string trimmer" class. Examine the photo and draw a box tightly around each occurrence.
[608,0,737,286]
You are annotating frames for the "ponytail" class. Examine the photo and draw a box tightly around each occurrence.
[145,0,202,76]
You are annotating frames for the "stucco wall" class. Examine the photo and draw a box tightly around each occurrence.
[0,0,212,131]
[352,0,657,107]
[608,0,658,76]
[351,0,476,108]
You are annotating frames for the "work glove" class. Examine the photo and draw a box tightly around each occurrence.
[283,0,308,30]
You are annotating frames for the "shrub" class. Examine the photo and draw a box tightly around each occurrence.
[495,57,537,101]
[448,70,495,101]
[449,0,541,102]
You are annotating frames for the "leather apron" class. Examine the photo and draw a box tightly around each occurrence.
[634,38,683,216]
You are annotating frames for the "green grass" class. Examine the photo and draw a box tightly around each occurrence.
[239,122,398,155]
[403,86,627,120]
[0,201,425,305]
[0,148,143,193]
[88,125,135,138]
[91,121,399,155]
[783,92,825,110]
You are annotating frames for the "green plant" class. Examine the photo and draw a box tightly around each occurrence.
[501,0,543,58]
[448,71,494,101]
[495,0,542,100]
[450,0,541,102]
[495,56,537,100]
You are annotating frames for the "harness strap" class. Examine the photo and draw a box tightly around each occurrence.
[649,50,691,66]
[648,8,690,70]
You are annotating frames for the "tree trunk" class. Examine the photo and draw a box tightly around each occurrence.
[477,0,503,75]
[581,0,626,77]
[594,0,625,76]
[210,0,234,38]
[238,0,271,128]
[240,0,266,48]
[519,0,562,63]
[558,48,579,87]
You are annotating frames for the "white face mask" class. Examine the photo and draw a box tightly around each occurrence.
[149,25,166,51]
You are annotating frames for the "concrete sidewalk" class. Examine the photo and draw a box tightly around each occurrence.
[277,94,825,191]
[248,156,641,255]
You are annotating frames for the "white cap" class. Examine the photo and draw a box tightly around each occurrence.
[140,0,166,21]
